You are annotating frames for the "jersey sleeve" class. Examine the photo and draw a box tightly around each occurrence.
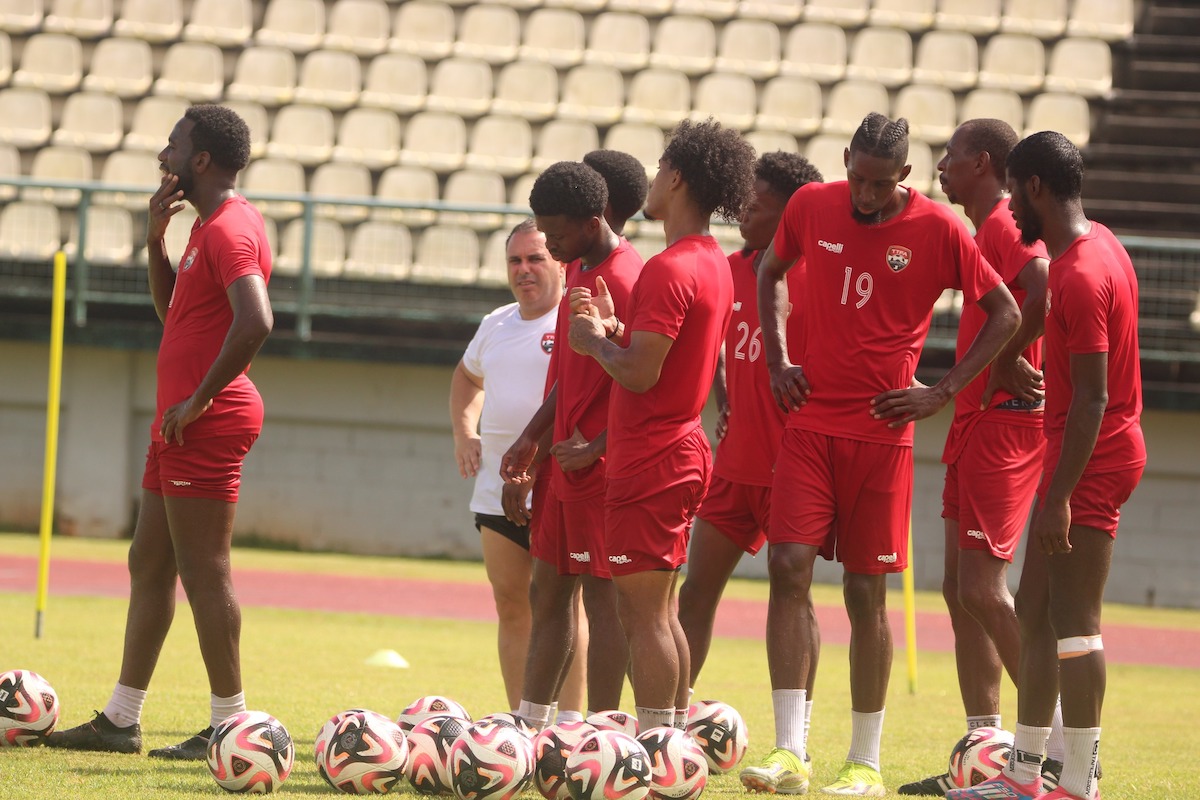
[1059,266,1112,355]
[208,214,267,289]
[462,311,497,376]
[950,222,1003,304]
[982,220,1048,287]
[627,254,693,340]
[772,186,811,263]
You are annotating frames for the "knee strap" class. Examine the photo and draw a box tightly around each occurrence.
[1057,634,1103,659]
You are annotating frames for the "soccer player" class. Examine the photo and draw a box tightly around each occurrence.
[503,161,644,726]
[48,105,273,759]
[449,218,585,716]
[947,132,1145,800]
[739,113,1019,796]
[567,119,755,732]
[583,149,651,238]
[900,119,1052,796]
[676,152,823,692]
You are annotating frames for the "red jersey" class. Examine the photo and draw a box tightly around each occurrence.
[550,240,643,499]
[154,196,272,441]
[607,234,733,478]
[1043,222,1145,473]
[773,181,1002,446]
[714,248,805,487]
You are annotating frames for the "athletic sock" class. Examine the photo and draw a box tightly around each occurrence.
[549,702,559,723]
[210,692,245,731]
[804,700,814,758]
[1060,727,1101,799]
[103,683,147,729]
[967,714,1002,732]
[672,709,688,730]
[1046,699,1067,761]
[555,710,583,725]
[635,706,674,731]
[517,700,553,730]
[1004,723,1051,785]
[772,689,806,760]
[846,709,885,772]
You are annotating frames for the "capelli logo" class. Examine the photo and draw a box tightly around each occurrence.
[876,552,898,564]
[818,239,844,254]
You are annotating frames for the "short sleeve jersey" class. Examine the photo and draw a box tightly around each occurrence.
[1043,222,1146,474]
[154,195,272,442]
[607,235,733,478]
[773,181,1003,446]
[714,248,805,487]
[462,302,558,516]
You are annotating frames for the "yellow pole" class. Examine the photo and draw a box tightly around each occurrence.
[35,252,67,639]
[903,521,918,693]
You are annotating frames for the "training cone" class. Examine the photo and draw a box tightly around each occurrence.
[365,649,411,668]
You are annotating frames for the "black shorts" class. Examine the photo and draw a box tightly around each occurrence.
[474,513,531,551]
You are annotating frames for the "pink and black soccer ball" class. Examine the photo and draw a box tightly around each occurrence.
[397,696,472,732]
[316,709,410,794]
[564,728,652,800]
[684,700,747,774]
[447,719,535,800]
[206,710,295,794]
[0,669,60,746]
[636,727,709,800]
[948,727,1015,789]
[406,714,471,795]
[585,710,639,738]
[533,720,597,800]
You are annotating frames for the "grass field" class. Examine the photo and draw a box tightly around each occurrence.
[1,534,1197,798]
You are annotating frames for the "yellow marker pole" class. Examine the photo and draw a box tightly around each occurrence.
[903,521,918,694]
[35,252,67,639]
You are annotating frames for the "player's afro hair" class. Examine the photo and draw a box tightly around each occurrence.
[958,119,1019,181]
[529,161,608,219]
[662,118,755,222]
[1006,131,1084,201]
[850,112,910,165]
[583,149,649,224]
[755,151,823,200]
[184,104,252,173]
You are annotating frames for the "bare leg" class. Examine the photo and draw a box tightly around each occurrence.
[766,542,821,692]
[523,558,578,706]
[677,518,746,687]
[668,571,690,711]
[558,586,589,714]
[613,570,678,710]
[1014,538,1058,727]
[117,491,179,691]
[480,527,533,711]
[582,575,628,711]
[843,572,891,712]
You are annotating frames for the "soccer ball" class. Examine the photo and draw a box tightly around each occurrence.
[636,727,709,800]
[948,727,1015,789]
[685,700,747,774]
[406,715,471,795]
[564,728,652,800]
[316,709,410,794]
[398,696,472,732]
[206,710,295,794]
[477,712,536,739]
[0,669,60,746]
[533,721,597,800]
[585,710,639,737]
[448,719,535,800]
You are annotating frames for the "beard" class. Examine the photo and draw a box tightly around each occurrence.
[1018,208,1044,246]
[174,164,196,199]
[850,205,885,226]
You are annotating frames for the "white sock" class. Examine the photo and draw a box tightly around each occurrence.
[1004,723,1051,785]
[674,709,689,730]
[1045,699,1066,761]
[1060,727,1101,799]
[517,700,553,730]
[846,709,884,772]
[210,692,245,731]
[772,689,806,760]
[635,706,674,731]
[102,683,146,729]
[555,709,583,725]
[804,699,814,753]
[549,701,559,723]
[967,714,1002,732]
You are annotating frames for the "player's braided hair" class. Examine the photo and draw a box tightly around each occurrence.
[505,217,539,247]
[959,119,1019,181]
[1006,131,1084,201]
[849,112,910,165]
[184,104,252,173]
[662,118,755,222]
[529,161,609,219]
[583,150,649,226]
[755,151,823,199]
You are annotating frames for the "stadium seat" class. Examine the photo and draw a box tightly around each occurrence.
[360,52,427,113]
[904,139,934,194]
[624,68,692,129]
[0,33,9,85]
[0,201,61,260]
[0,144,20,201]
[847,26,914,87]
[1000,0,1067,38]
[628,230,666,260]
[691,72,757,131]
[183,0,252,46]
[745,130,799,158]
[649,15,717,76]
[479,0,538,8]
[714,18,781,79]
[324,0,389,56]
[532,119,600,171]
[276,217,346,277]
[332,106,402,169]
[557,64,624,125]
[780,23,846,83]
[65,205,134,265]
[675,0,738,20]
[294,49,362,110]
[113,0,182,42]
[978,34,1045,94]
[869,0,935,31]
[1066,0,1134,41]
[1025,92,1091,146]
[478,229,511,288]
[608,0,672,17]
[51,92,123,152]
[492,60,559,122]
[93,149,160,210]
[0,87,51,147]
[242,157,306,219]
[755,76,822,136]
[343,220,412,280]
[426,57,494,118]
[737,0,801,23]
[0,0,42,34]
[12,32,82,93]
[399,110,468,173]
[544,0,604,11]
[311,161,372,223]
[374,164,438,226]
[227,46,297,106]
[256,0,324,52]
[603,123,665,175]
[959,87,1023,132]
[465,115,532,177]
[267,104,335,166]
[821,80,890,136]
[934,0,1001,34]
[507,172,537,219]
[894,84,956,144]
[153,41,224,101]
[439,168,506,231]
[389,1,454,60]
[519,8,585,68]
[584,12,650,72]
[454,4,519,64]
[222,99,269,158]
[82,37,152,97]
[803,0,869,27]
[911,29,978,90]
[411,224,480,285]
[123,95,187,152]
[804,135,848,184]
[43,0,111,38]
[1045,37,1113,97]
[24,146,92,206]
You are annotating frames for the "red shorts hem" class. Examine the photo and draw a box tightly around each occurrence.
[695,475,769,556]
[141,433,257,503]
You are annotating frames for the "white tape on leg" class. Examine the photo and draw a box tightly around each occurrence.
[1057,634,1103,659]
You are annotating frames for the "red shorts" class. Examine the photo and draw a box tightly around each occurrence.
[141,433,258,503]
[1037,464,1144,536]
[531,474,611,579]
[695,475,769,556]
[770,428,912,575]
[943,416,1045,561]
[604,427,711,577]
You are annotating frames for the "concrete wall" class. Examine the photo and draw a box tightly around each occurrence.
[1,339,1197,607]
